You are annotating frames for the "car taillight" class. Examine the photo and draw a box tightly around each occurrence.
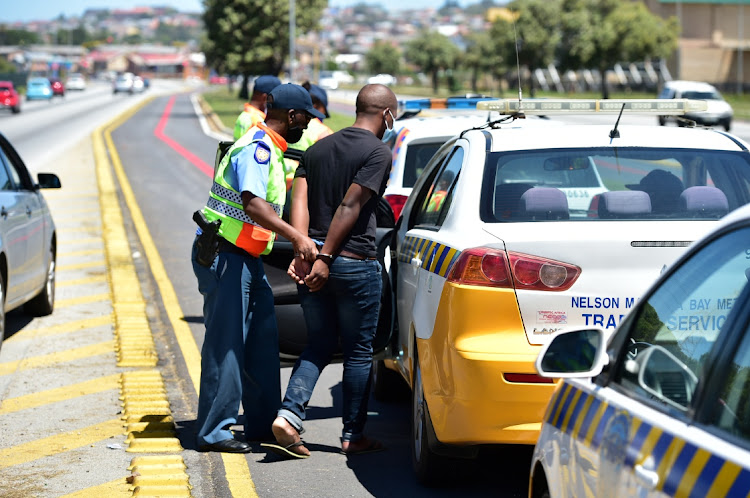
[447,248,580,291]
[384,194,408,220]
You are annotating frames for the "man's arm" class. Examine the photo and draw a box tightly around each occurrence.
[242,191,317,261]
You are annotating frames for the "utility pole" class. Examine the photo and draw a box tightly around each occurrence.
[739,3,744,94]
[289,0,296,82]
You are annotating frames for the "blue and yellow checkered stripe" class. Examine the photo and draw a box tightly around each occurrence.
[398,235,460,278]
[546,382,750,496]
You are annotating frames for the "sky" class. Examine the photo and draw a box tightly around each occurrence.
[5,0,468,23]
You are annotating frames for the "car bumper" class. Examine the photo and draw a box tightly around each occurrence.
[419,284,557,446]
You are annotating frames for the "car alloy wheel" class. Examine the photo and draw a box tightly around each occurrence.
[25,246,55,316]
[411,354,448,485]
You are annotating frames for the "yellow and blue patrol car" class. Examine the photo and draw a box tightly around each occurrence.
[374,98,750,485]
[531,203,750,497]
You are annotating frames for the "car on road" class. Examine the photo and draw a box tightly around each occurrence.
[113,73,134,94]
[375,98,750,484]
[658,80,733,131]
[132,76,146,94]
[0,131,61,352]
[367,73,397,86]
[25,77,53,101]
[49,79,65,97]
[530,202,750,498]
[65,73,87,91]
[0,81,21,114]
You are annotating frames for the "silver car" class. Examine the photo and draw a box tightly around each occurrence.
[0,132,60,351]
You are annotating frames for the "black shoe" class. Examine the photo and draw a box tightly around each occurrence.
[198,438,252,453]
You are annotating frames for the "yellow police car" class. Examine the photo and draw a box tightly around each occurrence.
[374,98,750,484]
[531,202,750,498]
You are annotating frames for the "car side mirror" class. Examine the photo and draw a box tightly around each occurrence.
[635,345,698,410]
[36,173,61,189]
[536,328,608,378]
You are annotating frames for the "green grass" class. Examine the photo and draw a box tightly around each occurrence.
[202,87,353,132]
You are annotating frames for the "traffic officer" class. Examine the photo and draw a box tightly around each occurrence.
[233,74,282,140]
[192,83,324,453]
[283,82,334,189]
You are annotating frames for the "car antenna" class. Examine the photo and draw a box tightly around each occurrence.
[512,10,524,119]
[609,103,626,141]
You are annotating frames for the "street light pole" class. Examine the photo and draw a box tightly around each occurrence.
[289,0,296,82]
[739,3,744,94]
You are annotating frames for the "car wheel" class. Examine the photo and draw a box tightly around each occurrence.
[658,116,666,126]
[25,245,55,316]
[412,354,449,486]
[723,119,731,132]
[11,106,20,114]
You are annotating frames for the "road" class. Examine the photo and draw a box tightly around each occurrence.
[0,81,531,497]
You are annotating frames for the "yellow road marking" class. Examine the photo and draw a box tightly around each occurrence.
[58,260,106,271]
[0,341,115,376]
[56,293,110,309]
[59,248,105,258]
[104,107,258,496]
[0,419,123,469]
[7,314,112,341]
[0,374,120,414]
[57,275,109,288]
[59,477,131,498]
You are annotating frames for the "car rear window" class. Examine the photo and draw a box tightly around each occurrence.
[402,142,442,188]
[481,147,750,222]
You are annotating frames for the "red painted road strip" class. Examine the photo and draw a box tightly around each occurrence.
[154,95,214,177]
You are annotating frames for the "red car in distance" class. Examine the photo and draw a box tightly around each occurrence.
[49,79,65,97]
[0,81,21,114]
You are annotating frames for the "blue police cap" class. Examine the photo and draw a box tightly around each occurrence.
[253,75,282,94]
[268,83,325,120]
[307,83,330,118]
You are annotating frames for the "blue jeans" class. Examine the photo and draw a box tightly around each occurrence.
[191,237,281,445]
[278,257,382,443]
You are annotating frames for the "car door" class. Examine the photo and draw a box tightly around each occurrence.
[395,146,463,370]
[579,223,750,496]
[0,139,32,305]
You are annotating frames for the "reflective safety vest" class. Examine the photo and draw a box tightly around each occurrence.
[233,103,266,140]
[426,190,447,212]
[203,123,287,256]
[284,118,334,188]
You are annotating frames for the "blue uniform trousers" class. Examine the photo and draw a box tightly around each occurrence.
[191,237,281,445]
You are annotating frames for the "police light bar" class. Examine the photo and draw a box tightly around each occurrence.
[475,99,708,115]
[401,97,496,112]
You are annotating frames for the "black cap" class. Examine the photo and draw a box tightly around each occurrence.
[626,169,683,193]
[253,75,282,94]
[268,83,325,120]
[308,83,330,118]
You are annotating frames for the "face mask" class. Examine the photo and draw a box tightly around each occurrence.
[287,126,304,144]
[381,109,396,143]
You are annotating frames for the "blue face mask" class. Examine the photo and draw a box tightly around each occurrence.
[382,109,397,144]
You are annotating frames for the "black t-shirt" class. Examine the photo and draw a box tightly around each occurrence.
[295,126,391,258]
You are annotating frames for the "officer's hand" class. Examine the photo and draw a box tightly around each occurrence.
[292,235,318,262]
[304,260,330,292]
[288,256,312,285]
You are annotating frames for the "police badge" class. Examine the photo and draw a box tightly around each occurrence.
[254,143,271,164]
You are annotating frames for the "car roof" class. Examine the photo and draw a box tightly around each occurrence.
[664,80,719,92]
[396,113,558,141]
[469,123,746,153]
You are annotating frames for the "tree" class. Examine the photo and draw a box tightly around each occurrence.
[404,30,460,93]
[490,0,561,97]
[365,41,400,77]
[462,31,501,93]
[202,0,327,99]
[558,0,679,98]
[0,27,41,46]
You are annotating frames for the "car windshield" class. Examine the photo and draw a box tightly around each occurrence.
[682,90,722,100]
[482,147,750,221]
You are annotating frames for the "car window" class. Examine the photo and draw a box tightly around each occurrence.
[0,146,14,191]
[414,147,463,228]
[402,141,443,188]
[682,90,722,101]
[612,226,750,411]
[483,147,750,222]
[710,311,750,443]
[0,138,32,190]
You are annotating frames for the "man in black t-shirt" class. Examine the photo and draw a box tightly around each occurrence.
[264,84,398,459]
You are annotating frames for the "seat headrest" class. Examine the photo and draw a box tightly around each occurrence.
[519,187,569,220]
[680,186,729,217]
[598,191,652,219]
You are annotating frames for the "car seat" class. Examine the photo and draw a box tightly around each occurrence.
[598,191,652,219]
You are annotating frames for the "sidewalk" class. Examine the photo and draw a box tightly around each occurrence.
[0,111,192,496]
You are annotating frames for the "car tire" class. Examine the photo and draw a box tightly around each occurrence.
[11,106,20,114]
[658,116,666,126]
[723,119,731,132]
[25,245,55,316]
[411,354,449,486]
